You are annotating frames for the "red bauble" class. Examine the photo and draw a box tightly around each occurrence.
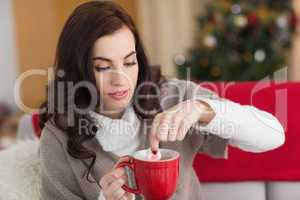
[247,13,259,27]
[289,12,298,29]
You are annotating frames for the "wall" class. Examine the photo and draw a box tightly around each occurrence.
[12,0,59,111]
[0,0,18,109]
[137,0,204,77]
[12,0,138,110]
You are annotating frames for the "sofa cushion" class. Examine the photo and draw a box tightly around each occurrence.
[267,182,300,200]
[202,182,266,200]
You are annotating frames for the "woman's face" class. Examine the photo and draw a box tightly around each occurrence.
[92,26,139,117]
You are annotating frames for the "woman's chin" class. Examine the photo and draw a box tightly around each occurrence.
[106,99,130,111]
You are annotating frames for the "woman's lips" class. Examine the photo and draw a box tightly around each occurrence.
[108,89,129,100]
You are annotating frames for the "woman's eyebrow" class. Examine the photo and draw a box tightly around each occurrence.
[92,51,136,62]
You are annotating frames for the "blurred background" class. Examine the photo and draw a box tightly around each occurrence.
[0,0,299,149]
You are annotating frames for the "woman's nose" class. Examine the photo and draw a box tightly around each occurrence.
[110,68,127,86]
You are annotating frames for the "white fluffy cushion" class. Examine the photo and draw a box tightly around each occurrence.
[0,140,41,200]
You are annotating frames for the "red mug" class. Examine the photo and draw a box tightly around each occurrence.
[116,149,180,200]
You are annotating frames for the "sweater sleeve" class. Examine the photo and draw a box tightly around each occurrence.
[166,78,285,157]
[194,97,285,153]
[39,126,86,200]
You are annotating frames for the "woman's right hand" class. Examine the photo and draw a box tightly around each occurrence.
[99,157,134,200]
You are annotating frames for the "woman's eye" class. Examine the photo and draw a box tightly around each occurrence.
[94,66,110,72]
[124,62,137,67]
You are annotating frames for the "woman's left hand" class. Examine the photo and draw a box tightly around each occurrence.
[149,99,215,151]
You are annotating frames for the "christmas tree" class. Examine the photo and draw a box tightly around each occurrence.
[176,0,296,81]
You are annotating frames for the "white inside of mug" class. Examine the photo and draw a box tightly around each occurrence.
[132,148,179,161]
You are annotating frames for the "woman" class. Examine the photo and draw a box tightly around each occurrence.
[39,1,285,200]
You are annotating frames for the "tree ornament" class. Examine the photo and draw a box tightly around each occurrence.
[234,15,248,28]
[254,49,266,62]
[173,54,186,66]
[277,15,288,28]
[203,35,217,48]
[231,4,241,14]
[210,66,222,77]
[247,13,259,27]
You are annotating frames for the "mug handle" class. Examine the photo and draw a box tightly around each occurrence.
[115,156,141,195]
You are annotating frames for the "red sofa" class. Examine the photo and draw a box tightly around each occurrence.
[193,81,300,200]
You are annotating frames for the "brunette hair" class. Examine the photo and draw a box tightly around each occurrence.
[39,1,165,183]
